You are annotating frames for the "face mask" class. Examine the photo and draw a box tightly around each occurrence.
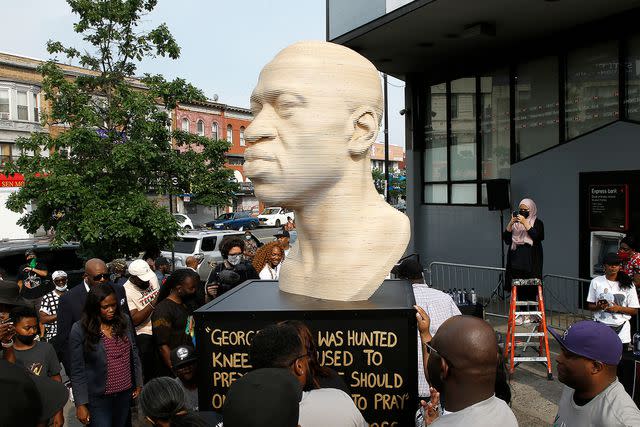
[55,285,68,292]
[245,235,251,240]
[227,254,242,266]
[519,210,530,218]
[16,334,37,345]
[618,250,631,262]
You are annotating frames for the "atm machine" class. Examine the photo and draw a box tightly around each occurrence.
[589,231,626,278]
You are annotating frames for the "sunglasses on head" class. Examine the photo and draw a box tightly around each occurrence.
[92,273,110,281]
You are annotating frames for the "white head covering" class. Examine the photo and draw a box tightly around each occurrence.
[51,270,67,280]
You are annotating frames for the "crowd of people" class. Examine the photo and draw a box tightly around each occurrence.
[2,210,640,426]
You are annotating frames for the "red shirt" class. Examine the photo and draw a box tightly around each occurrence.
[102,332,132,394]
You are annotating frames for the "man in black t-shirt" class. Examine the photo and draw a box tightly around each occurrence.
[16,250,49,310]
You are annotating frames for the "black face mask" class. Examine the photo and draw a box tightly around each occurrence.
[518,210,530,218]
[16,334,37,345]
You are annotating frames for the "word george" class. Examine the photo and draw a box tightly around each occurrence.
[210,328,255,346]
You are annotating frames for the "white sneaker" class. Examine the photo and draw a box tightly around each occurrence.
[515,316,524,326]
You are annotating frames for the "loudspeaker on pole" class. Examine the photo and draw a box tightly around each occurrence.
[486,179,510,211]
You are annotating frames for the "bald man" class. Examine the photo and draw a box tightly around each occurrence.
[244,41,410,301]
[415,308,517,426]
[56,258,130,373]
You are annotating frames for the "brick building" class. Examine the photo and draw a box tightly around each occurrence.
[173,100,258,225]
[0,51,256,237]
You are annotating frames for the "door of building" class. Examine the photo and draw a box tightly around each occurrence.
[579,171,640,280]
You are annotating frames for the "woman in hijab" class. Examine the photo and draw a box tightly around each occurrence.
[503,198,544,303]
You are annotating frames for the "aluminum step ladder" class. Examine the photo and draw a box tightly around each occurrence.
[504,278,553,380]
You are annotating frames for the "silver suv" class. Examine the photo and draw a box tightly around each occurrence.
[160,229,243,282]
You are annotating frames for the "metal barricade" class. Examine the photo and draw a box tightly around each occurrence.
[426,261,509,319]
[542,274,592,331]
[427,262,593,328]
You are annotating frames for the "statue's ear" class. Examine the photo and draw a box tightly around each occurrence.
[347,107,379,157]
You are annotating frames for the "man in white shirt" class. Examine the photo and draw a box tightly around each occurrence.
[415,310,517,427]
[250,323,367,427]
[124,259,160,381]
[548,320,640,426]
[586,252,640,344]
[393,257,461,399]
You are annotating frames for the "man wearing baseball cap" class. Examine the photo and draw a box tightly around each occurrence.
[549,320,640,426]
[124,259,161,382]
[170,345,199,411]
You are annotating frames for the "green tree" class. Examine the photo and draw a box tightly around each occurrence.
[371,167,406,202]
[3,0,236,260]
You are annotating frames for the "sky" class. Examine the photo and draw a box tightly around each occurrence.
[0,0,406,147]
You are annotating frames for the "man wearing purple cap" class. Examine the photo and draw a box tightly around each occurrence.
[549,320,640,426]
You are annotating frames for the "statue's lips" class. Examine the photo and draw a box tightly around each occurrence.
[244,159,275,179]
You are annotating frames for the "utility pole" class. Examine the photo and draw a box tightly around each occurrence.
[383,73,390,203]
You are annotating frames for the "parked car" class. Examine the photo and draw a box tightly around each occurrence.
[258,207,295,227]
[205,211,259,230]
[0,238,85,287]
[173,213,194,229]
[160,229,244,282]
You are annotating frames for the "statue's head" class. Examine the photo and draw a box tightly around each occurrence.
[244,41,383,207]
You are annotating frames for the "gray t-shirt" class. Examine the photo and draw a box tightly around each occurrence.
[14,340,61,377]
[432,395,518,427]
[298,389,368,427]
[554,380,640,427]
[175,377,198,411]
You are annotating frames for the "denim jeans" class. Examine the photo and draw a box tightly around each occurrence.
[88,389,132,427]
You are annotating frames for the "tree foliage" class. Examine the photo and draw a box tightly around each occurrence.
[371,167,406,202]
[4,0,236,260]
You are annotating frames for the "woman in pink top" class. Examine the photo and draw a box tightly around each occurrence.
[69,284,142,426]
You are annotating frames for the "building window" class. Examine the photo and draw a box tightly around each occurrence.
[424,83,447,183]
[0,143,11,165]
[181,118,190,132]
[424,183,447,204]
[625,35,640,121]
[515,56,559,160]
[450,78,477,184]
[227,125,233,144]
[197,119,205,136]
[566,41,618,139]
[32,93,38,122]
[212,122,219,140]
[17,91,28,121]
[0,89,9,119]
[240,126,246,146]
[480,69,510,180]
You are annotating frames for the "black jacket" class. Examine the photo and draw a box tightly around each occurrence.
[56,281,130,373]
[503,218,544,289]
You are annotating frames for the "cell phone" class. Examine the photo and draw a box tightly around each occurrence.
[512,211,518,218]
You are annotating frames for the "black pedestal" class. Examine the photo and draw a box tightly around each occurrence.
[194,279,418,426]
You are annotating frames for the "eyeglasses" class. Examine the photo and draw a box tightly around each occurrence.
[424,342,453,366]
[92,273,110,281]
